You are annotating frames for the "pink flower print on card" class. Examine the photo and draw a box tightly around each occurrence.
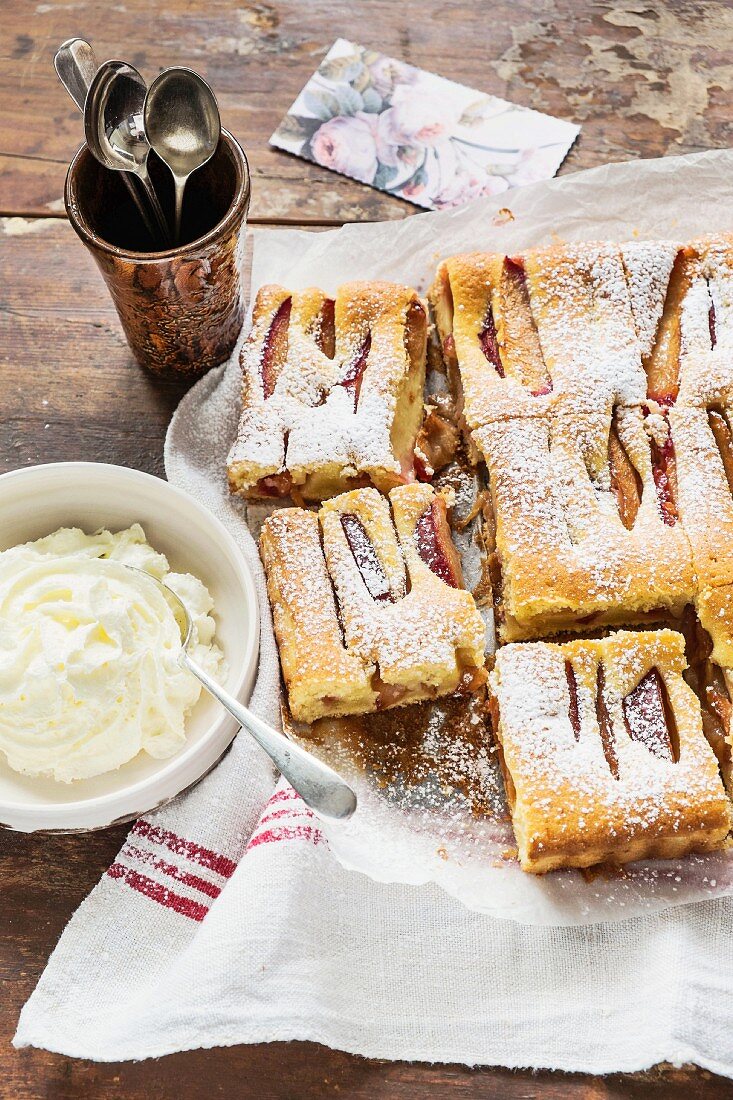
[311,114,379,184]
[270,40,580,211]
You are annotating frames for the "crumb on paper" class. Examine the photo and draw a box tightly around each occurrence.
[492,207,515,226]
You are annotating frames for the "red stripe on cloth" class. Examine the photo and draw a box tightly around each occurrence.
[258,805,314,827]
[107,862,208,921]
[131,820,237,878]
[265,787,302,807]
[120,843,222,900]
[247,824,326,851]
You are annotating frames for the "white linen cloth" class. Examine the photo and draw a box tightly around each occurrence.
[14,150,733,1073]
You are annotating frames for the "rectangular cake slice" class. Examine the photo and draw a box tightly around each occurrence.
[259,483,486,724]
[473,407,694,641]
[490,629,731,873]
[228,280,427,502]
[429,242,653,432]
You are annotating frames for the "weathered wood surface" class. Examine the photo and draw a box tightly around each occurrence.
[3,0,733,1094]
[2,0,732,221]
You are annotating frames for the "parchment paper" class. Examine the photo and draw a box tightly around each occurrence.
[178,149,733,925]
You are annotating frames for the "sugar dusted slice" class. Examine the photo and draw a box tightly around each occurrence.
[430,242,661,434]
[490,629,731,873]
[259,484,487,724]
[228,280,427,501]
[429,252,554,430]
[259,508,377,722]
[671,401,733,589]
[474,407,694,641]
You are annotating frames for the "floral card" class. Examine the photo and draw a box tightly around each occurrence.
[270,39,580,211]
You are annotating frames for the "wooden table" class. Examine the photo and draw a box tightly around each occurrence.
[2,1,733,1095]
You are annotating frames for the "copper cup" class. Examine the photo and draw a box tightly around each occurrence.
[65,130,250,379]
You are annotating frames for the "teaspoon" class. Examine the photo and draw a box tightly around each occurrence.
[85,60,170,246]
[127,568,357,822]
[54,39,160,245]
[144,67,221,245]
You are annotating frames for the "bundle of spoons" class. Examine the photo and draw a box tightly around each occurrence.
[54,39,221,248]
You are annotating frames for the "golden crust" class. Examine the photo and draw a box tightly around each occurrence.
[228,280,427,501]
[474,411,695,641]
[491,630,732,873]
[429,243,654,432]
[259,509,377,722]
[671,402,733,589]
[259,484,486,723]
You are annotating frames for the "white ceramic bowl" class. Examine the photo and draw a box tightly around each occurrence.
[0,462,259,832]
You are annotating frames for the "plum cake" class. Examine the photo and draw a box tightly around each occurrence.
[259,483,487,724]
[227,280,427,502]
[489,629,731,873]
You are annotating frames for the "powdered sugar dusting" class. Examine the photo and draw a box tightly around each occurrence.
[621,240,679,361]
[228,281,426,493]
[492,631,731,870]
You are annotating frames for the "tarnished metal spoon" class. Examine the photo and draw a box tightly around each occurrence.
[54,40,162,247]
[144,67,221,245]
[127,568,357,822]
[53,36,97,113]
[85,60,170,246]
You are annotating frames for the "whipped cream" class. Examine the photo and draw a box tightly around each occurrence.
[0,524,225,782]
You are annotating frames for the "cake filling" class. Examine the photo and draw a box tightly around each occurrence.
[706,277,717,349]
[315,297,336,358]
[595,664,619,779]
[622,668,678,763]
[337,331,372,409]
[650,428,678,526]
[502,257,552,397]
[707,406,733,495]
[565,660,581,739]
[643,247,690,407]
[415,500,460,587]
[478,308,503,377]
[340,512,394,602]
[260,296,291,399]
[608,413,642,530]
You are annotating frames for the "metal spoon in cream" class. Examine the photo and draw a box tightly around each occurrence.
[131,569,358,822]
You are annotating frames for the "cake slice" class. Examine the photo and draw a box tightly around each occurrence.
[490,629,731,873]
[227,280,427,501]
[473,407,694,641]
[429,242,650,432]
[259,483,486,724]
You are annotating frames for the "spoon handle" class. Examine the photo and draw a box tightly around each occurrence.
[180,651,357,821]
[173,174,186,246]
[54,38,97,112]
[137,161,171,245]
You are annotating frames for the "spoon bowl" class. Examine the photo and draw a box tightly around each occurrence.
[54,39,162,245]
[127,567,357,822]
[144,67,221,245]
[85,60,169,245]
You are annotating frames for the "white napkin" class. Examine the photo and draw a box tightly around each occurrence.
[14,151,733,1074]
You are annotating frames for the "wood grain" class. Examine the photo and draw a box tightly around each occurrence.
[2,0,733,1093]
[2,0,733,222]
